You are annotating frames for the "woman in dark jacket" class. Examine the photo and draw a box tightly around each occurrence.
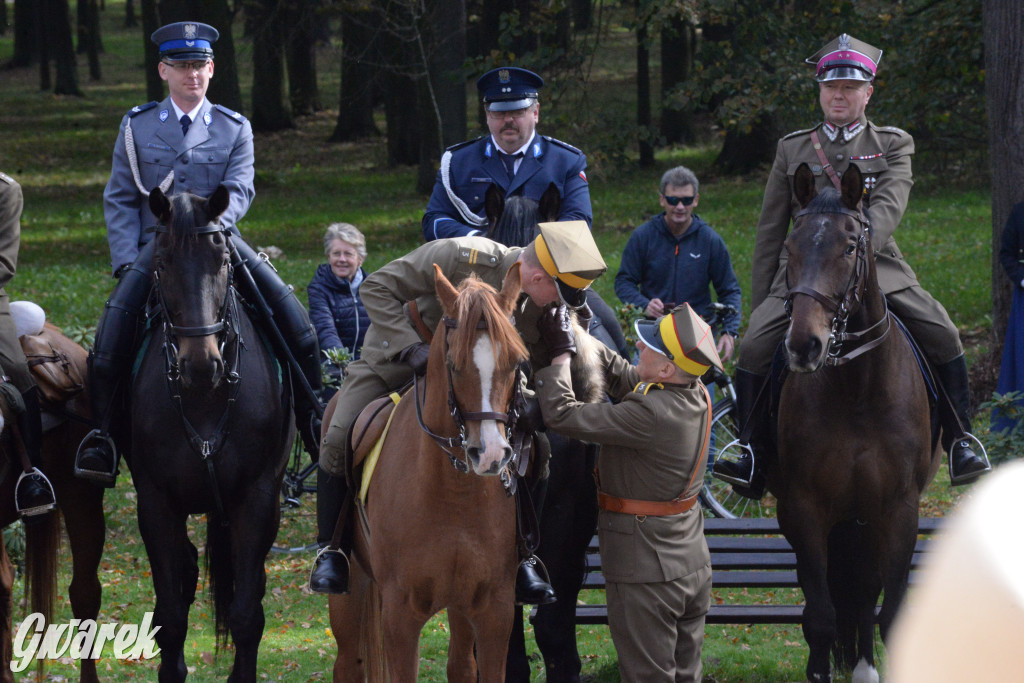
[995,202,1024,432]
[308,223,371,361]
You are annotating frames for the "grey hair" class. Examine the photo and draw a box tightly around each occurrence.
[660,166,700,195]
[323,223,367,259]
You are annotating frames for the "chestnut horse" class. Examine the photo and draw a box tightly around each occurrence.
[329,265,525,682]
[773,164,940,683]
[0,332,104,683]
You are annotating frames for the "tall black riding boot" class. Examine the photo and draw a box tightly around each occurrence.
[308,468,352,594]
[232,241,324,461]
[12,386,56,517]
[75,248,153,485]
[934,355,990,485]
[712,369,766,498]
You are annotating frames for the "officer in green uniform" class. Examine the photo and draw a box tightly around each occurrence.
[308,221,607,603]
[533,302,719,683]
[0,172,56,517]
[713,34,989,494]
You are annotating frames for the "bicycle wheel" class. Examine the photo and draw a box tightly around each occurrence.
[273,437,319,553]
[700,398,775,519]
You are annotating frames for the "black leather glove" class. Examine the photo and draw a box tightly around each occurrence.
[536,304,576,357]
[517,395,545,434]
[399,342,431,376]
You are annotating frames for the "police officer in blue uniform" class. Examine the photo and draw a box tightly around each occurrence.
[75,21,323,483]
[422,67,593,241]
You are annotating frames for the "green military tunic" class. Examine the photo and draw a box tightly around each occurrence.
[321,236,536,477]
[535,344,711,683]
[738,117,962,375]
[0,174,35,392]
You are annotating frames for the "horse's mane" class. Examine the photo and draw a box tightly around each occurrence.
[447,275,527,368]
[488,195,539,248]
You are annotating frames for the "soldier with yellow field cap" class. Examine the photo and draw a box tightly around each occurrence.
[532,302,719,683]
[713,33,989,496]
[308,221,606,601]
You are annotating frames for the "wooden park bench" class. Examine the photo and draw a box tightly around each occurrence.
[570,516,942,626]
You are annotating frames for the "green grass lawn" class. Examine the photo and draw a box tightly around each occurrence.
[1,2,996,681]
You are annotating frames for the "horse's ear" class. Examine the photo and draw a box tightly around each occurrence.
[149,188,171,223]
[793,164,817,208]
[208,185,230,221]
[498,261,522,313]
[484,184,505,228]
[538,182,561,222]
[435,264,459,314]
[840,164,863,211]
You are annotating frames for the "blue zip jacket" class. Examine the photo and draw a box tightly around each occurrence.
[307,263,370,359]
[614,213,742,336]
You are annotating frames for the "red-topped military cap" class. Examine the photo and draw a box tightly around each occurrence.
[805,33,881,82]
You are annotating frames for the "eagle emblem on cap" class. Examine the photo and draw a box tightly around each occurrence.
[184,24,198,39]
[498,69,510,83]
[838,33,851,50]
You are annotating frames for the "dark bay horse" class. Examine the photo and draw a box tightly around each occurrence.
[481,182,617,682]
[131,187,292,682]
[773,164,940,683]
[329,265,526,682]
[1,334,104,683]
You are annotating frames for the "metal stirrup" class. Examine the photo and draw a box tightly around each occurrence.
[713,439,756,487]
[948,432,991,485]
[15,468,56,516]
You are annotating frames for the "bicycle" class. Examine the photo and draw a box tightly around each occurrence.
[697,302,775,519]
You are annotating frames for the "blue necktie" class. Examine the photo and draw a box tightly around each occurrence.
[180,114,191,137]
[500,151,523,180]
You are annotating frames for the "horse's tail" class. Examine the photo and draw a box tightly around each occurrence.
[205,514,234,648]
[362,580,387,682]
[24,511,61,678]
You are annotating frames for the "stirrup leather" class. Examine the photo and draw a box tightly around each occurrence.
[712,439,756,487]
[948,432,991,486]
[74,429,119,482]
[15,467,56,517]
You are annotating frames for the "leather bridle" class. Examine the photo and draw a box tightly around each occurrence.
[785,206,891,366]
[413,314,525,489]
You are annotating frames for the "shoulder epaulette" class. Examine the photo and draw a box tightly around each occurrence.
[214,104,247,123]
[0,172,13,185]
[127,101,159,118]
[781,127,817,141]
[446,135,487,153]
[873,124,909,137]
[542,135,583,154]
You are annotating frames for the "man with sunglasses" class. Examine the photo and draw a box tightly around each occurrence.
[75,21,324,485]
[712,34,989,496]
[422,67,593,241]
[615,166,741,361]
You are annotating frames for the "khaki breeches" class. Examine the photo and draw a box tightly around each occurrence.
[319,357,413,478]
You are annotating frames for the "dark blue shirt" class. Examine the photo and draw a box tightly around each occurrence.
[614,213,742,336]
[307,264,370,359]
[422,135,592,241]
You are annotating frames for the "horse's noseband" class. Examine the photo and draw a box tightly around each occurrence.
[785,207,890,366]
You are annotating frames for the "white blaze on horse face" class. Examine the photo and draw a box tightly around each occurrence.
[470,333,511,475]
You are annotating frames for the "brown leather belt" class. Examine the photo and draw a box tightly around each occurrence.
[596,381,713,517]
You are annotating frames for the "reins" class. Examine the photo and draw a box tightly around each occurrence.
[412,314,524,494]
[785,205,891,366]
[154,222,242,523]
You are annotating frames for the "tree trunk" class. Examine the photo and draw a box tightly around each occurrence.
[572,0,591,31]
[13,0,38,66]
[331,6,380,141]
[285,0,322,116]
[125,0,138,27]
[0,0,7,37]
[76,0,102,80]
[203,0,244,112]
[715,112,779,174]
[141,0,162,102]
[983,0,1024,347]
[37,0,50,90]
[47,0,81,95]
[660,16,694,144]
[636,13,654,168]
[250,0,294,131]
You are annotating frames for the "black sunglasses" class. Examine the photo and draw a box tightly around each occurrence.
[663,194,696,206]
